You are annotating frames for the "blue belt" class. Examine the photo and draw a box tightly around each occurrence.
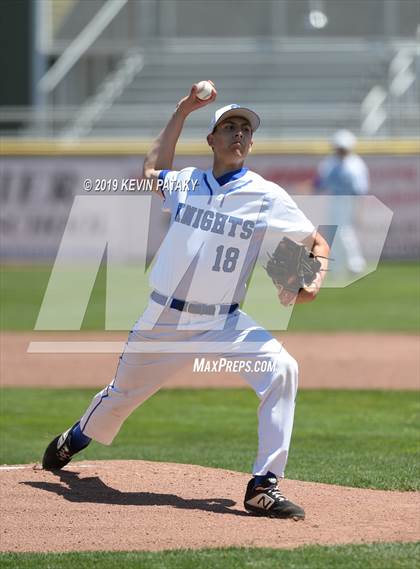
[151,290,238,316]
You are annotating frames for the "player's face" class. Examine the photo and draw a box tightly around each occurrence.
[335,147,349,159]
[208,116,253,164]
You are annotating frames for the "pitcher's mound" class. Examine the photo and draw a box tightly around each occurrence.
[1,460,419,552]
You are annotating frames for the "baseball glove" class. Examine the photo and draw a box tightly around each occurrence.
[265,237,322,293]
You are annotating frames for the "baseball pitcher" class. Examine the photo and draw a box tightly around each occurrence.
[42,82,329,520]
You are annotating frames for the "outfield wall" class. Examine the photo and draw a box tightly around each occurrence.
[0,140,418,260]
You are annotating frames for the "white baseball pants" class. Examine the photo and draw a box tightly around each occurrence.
[79,298,298,478]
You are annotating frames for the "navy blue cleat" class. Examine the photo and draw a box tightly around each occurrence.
[42,423,91,471]
[244,474,305,520]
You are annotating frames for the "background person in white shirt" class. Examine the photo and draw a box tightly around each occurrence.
[313,129,369,275]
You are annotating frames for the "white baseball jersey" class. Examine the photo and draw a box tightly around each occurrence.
[315,154,369,195]
[150,167,314,304]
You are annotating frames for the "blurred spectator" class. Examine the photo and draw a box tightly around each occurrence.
[313,130,369,275]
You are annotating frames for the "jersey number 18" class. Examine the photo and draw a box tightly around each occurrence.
[212,246,240,273]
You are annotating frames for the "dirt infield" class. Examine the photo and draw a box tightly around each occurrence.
[1,331,418,390]
[1,460,419,553]
[1,334,419,553]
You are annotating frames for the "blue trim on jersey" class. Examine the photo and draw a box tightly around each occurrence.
[215,167,248,186]
[158,169,170,181]
[82,384,111,432]
[227,179,252,194]
[203,173,213,197]
[158,170,171,199]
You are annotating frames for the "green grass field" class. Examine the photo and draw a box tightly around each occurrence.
[1,542,418,569]
[0,261,418,331]
[1,388,418,567]
[1,388,418,491]
[1,261,418,567]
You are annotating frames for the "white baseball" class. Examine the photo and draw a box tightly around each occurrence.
[196,80,214,100]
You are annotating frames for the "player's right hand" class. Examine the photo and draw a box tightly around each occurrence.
[176,81,217,116]
[278,288,298,307]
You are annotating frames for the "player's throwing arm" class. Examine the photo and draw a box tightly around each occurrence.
[142,81,217,193]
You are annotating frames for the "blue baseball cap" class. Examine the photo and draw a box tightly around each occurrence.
[208,104,260,134]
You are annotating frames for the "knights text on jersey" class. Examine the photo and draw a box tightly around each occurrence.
[150,167,314,304]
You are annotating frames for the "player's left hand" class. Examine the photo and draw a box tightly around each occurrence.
[303,271,323,294]
[295,272,323,304]
[266,236,325,307]
[277,272,323,306]
[277,287,298,307]
[176,81,217,117]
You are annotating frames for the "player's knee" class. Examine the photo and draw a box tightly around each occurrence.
[273,348,298,377]
[284,353,299,378]
[269,352,298,391]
